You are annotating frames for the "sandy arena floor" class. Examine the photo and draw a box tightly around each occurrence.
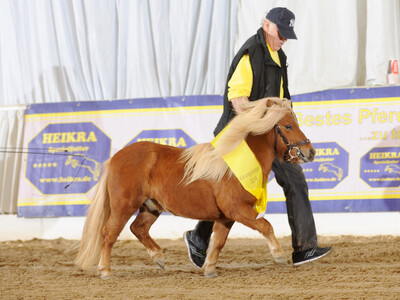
[0,235,399,299]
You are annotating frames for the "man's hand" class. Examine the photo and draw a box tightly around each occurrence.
[231,97,250,114]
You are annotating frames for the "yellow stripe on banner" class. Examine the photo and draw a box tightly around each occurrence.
[309,190,400,196]
[24,106,223,120]
[266,194,400,202]
[17,200,91,207]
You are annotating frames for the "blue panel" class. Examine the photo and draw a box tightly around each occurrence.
[25,95,223,114]
[266,198,400,214]
[18,205,89,218]
[292,86,400,102]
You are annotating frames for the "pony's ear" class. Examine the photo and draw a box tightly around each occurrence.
[266,98,275,107]
[265,97,283,107]
[282,98,292,108]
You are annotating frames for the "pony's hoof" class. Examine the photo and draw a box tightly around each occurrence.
[204,265,217,277]
[155,259,165,270]
[274,257,287,265]
[101,271,113,280]
[204,271,217,277]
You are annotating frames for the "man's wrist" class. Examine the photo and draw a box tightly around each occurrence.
[231,97,249,113]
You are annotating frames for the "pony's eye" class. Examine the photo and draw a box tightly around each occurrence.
[285,125,293,130]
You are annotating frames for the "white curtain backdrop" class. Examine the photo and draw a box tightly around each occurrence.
[365,0,400,85]
[0,107,25,213]
[236,0,400,95]
[1,0,400,213]
[0,0,237,105]
[1,0,399,105]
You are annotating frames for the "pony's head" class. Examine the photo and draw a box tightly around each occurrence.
[271,103,315,164]
[230,97,315,164]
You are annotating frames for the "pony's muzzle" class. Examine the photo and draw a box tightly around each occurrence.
[296,146,315,163]
[309,147,315,161]
[303,147,315,162]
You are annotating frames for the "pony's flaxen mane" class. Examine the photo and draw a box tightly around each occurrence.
[181,97,293,184]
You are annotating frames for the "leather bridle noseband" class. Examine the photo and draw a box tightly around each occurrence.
[274,125,311,162]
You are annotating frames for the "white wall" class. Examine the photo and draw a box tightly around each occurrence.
[1,212,399,242]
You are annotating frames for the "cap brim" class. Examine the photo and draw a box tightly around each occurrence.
[277,26,297,40]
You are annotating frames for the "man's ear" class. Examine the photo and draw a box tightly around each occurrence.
[263,19,269,31]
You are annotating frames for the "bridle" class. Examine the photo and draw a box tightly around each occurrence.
[274,125,311,162]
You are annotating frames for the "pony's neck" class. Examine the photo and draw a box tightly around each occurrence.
[246,130,276,183]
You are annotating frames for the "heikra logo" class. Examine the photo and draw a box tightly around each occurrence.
[360,147,400,188]
[303,142,349,189]
[127,129,197,148]
[26,122,111,195]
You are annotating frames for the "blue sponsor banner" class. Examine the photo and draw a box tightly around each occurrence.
[17,88,400,217]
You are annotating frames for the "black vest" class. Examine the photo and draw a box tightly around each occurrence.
[214,28,291,136]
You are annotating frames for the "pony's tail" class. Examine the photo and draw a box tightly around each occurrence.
[75,159,111,270]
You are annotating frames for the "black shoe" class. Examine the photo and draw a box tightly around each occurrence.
[292,246,332,266]
[183,231,207,269]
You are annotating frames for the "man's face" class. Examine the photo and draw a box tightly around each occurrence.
[264,20,287,51]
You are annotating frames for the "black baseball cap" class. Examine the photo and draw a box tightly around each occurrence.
[266,7,297,40]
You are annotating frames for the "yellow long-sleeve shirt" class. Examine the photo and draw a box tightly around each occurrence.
[227,45,283,101]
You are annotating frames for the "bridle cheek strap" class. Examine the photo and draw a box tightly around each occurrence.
[274,125,311,162]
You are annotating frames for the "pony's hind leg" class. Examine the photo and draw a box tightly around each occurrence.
[130,201,165,269]
[203,220,234,277]
[99,210,133,279]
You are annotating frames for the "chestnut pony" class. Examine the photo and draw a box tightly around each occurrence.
[75,97,315,278]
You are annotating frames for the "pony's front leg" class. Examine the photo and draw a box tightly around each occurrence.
[203,220,234,277]
[225,205,287,264]
[261,220,287,264]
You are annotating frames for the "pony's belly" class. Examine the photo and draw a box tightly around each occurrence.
[151,181,223,221]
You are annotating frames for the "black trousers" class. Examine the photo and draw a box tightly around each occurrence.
[191,157,318,253]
